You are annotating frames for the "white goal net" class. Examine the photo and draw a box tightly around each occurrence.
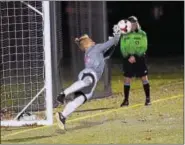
[0,1,53,126]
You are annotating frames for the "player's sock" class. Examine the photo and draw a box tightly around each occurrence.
[121,83,130,107]
[61,95,85,118]
[63,79,90,96]
[142,80,151,105]
[124,83,130,101]
[143,80,150,98]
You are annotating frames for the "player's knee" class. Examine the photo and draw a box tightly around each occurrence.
[83,76,93,86]
[124,77,131,85]
[74,91,87,104]
[141,75,148,81]
[82,73,96,86]
[141,75,149,84]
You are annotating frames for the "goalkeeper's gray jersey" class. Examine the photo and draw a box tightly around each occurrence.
[84,35,120,80]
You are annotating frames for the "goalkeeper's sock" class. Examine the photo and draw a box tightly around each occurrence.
[61,95,85,118]
[124,83,130,101]
[63,80,89,96]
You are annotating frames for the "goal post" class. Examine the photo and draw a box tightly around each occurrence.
[0,1,53,126]
[42,1,53,126]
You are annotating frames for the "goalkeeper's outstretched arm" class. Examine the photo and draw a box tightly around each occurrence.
[98,35,120,53]
[97,24,122,53]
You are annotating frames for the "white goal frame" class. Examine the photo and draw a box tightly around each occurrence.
[1,1,53,126]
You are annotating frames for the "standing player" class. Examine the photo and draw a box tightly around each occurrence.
[55,26,122,130]
[120,16,151,107]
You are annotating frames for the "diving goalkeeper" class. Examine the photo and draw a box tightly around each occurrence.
[55,25,121,130]
[120,16,151,107]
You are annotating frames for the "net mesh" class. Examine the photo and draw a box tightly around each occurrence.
[0,1,111,122]
[0,1,46,120]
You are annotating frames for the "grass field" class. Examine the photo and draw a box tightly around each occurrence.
[1,58,184,144]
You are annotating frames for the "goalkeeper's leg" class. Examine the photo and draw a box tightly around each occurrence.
[57,71,94,104]
[57,80,91,104]
[56,72,97,130]
[56,91,95,131]
[56,93,89,130]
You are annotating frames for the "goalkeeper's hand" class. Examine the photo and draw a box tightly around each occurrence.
[111,24,122,46]
[113,25,122,37]
[108,36,113,40]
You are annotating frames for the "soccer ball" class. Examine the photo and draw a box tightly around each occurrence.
[117,19,132,34]
[18,112,36,121]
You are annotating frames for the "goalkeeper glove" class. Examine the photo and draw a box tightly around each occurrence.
[113,25,122,36]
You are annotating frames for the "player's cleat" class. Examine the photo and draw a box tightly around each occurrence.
[145,98,151,106]
[120,99,129,107]
[57,92,66,104]
[55,112,66,130]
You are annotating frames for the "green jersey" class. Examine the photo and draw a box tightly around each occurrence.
[120,29,148,57]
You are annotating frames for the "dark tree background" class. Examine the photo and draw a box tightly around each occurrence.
[61,1,184,58]
[107,1,184,58]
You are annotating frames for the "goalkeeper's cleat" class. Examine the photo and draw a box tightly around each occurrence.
[55,112,66,130]
[145,98,151,106]
[57,92,66,104]
[120,99,129,107]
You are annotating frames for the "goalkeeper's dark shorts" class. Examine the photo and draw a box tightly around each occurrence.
[122,55,148,78]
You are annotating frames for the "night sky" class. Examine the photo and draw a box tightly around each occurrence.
[61,1,184,58]
[107,1,184,57]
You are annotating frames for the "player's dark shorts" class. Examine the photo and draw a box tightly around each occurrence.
[122,55,148,78]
